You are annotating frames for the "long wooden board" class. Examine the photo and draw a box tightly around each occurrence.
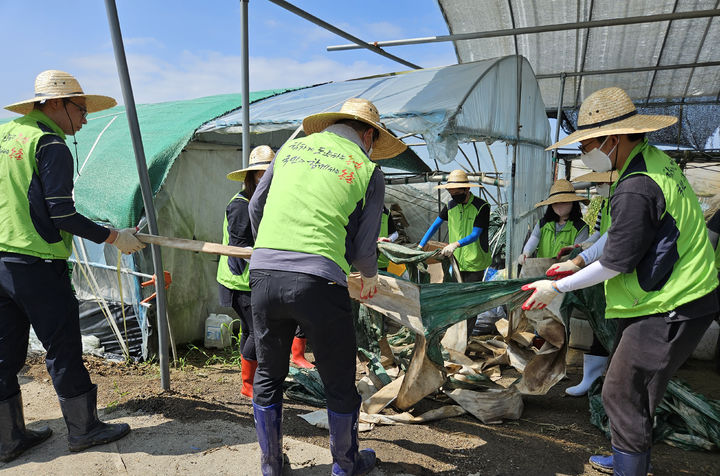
[136,233,252,258]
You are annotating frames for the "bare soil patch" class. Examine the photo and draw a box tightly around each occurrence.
[20,347,720,475]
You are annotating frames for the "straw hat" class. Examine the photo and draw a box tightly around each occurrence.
[547,87,677,150]
[302,98,407,160]
[434,169,483,190]
[574,170,618,184]
[535,179,590,208]
[4,70,117,115]
[226,145,274,182]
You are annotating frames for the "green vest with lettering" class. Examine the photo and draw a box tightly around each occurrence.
[537,219,587,258]
[448,199,491,272]
[0,110,73,259]
[604,140,718,318]
[377,210,390,269]
[216,193,250,292]
[254,131,376,275]
[599,198,611,234]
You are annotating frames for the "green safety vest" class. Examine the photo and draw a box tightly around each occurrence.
[599,198,611,234]
[537,219,587,259]
[448,198,491,272]
[604,140,718,318]
[254,131,376,274]
[216,193,250,292]
[377,210,390,269]
[715,239,720,272]
[0,110,73,259]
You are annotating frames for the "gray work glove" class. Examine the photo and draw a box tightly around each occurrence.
[112,228,146,254]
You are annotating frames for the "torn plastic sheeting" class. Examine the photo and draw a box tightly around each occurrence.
[588,377,720,452]
[284,367,326,407]
[444,387,523,424]
[299,409,374,432]
[357,348,392,388]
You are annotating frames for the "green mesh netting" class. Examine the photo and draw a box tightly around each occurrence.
[589,377,720,452]
[558,248,617,352]
[72,90,291,228]
[560,283,618,353]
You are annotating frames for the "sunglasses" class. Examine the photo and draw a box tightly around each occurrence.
[66,99,88,119]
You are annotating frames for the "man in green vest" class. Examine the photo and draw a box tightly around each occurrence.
[247,98,406,476]
[418,169,491,337]
[522,87,718,475]
[0,71,145,462]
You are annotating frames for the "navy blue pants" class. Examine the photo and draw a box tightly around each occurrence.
[250,269,361,413]
[603,310,715,452]
[0,253,92,400]
[230,290,256,361]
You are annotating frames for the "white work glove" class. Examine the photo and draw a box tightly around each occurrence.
[359,273,378,300]
[546,260,581,279]
[521,279,561,310]
[440,242,459,257]
[112,228,146,254]
[517,253,528,265]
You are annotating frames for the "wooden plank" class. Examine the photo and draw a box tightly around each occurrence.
[136,233,252,258]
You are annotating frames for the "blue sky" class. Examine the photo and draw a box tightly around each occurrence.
[0,1,456,118]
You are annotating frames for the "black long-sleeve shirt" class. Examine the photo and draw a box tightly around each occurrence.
[34,122,110,244]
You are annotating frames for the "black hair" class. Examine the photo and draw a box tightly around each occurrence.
[540,201,583,227]
[626,132,646,142]
[336,118,379,141]
[243,170,260,199]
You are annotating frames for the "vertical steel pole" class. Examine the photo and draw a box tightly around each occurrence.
[552,73,566,180]
[240,0,251,168]
[507,56,523,278]
[104,0,170,390]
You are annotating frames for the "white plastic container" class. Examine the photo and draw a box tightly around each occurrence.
[204,313,233,349]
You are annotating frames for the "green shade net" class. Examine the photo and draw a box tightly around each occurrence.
[559,248,618,352]
[366,243,537,365]
[589,377,720,452]
[72,90,291,228]
[560,283,618,353]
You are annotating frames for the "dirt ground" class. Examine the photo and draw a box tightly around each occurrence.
[5,347,720,476]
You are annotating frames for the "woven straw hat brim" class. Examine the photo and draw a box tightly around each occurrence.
[547,114,677,150]
[574,170,618,183]
[302,112,407,160]
[535,193,590,208]
[4,93,117,116]
[226,162,271,182]
[434,182,483,190]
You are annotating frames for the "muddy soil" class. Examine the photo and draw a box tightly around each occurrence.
[16,347,720,476]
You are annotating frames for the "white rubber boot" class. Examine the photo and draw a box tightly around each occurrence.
[565,354,608,396]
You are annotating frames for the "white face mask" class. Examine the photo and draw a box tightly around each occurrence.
[596,183,611,197]
[580,137,616,172]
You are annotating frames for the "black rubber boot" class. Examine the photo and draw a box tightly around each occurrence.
[58,384,130,452]
[0,392,52,462]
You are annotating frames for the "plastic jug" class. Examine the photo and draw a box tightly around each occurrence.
[204,313,233,349]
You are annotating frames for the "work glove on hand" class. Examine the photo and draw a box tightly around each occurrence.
[112,228,146,254]
[546,260,581,279]
[359,273,378,300]
[517,253,528,266]
[440,242,459,257]
[521,279,561,310]
[556,244,581,259]
[377,237,391,243]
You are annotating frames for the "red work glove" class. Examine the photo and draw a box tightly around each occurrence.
[546,260,581,279]
[521,280,561,310]
[556,244,580,260]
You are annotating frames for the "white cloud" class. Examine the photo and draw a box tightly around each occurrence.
[64,50,392,106]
